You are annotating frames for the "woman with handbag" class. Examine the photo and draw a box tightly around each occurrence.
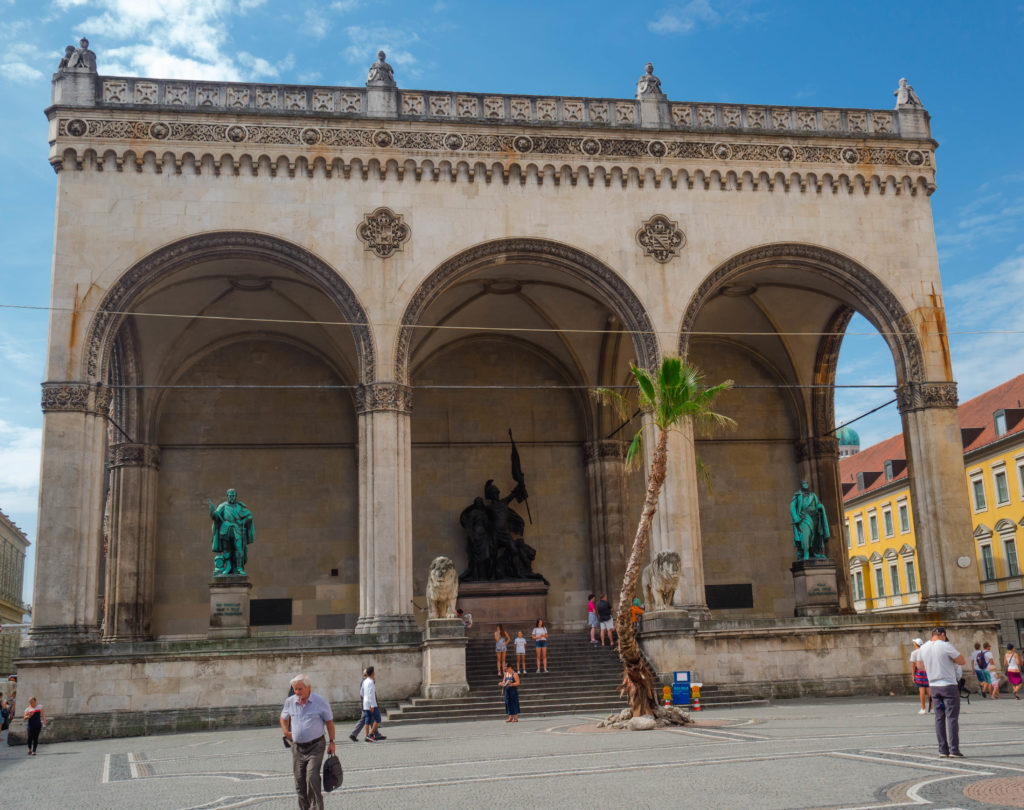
[910,638,930,714]
[500,662,520,722]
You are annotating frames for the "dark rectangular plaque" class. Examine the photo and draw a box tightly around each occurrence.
[250,598,292,626]
[705,583,753,610]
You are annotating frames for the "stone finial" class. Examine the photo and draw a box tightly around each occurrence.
[367,49,396,87]
[636,61,664,98]
[60,37,97,72]
[894,77,923,109]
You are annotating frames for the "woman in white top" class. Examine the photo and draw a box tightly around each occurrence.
[1005,643,1022,699]
[531,618,549,673]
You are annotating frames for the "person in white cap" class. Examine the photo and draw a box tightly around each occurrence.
[910,638,930,714]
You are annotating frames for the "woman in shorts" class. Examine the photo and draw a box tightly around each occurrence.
[532,618,549,673]
[494,624,510,675]
[1005,643,1022,699]
[910,638,930,714]
[587,594,598,645]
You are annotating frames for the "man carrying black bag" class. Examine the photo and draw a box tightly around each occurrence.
[280,674,335,810]
[322,749,343,792]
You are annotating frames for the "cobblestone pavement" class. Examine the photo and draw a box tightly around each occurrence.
[2,696,1023,809]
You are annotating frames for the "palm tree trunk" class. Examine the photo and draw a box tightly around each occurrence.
[615,427,669,716]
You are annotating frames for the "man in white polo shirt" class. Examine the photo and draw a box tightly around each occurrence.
[918,626,966,758]
[280,673,336,810]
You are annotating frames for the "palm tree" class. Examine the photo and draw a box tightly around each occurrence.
[601,357,733,717]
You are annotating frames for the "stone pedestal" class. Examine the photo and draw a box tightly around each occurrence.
[421,618,470,698]
[209,577,252,639]
[640,608,695,634]
[456,580,549,636]
[791,560,840,617]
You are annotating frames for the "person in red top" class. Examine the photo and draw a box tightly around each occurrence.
[23,697,46,755]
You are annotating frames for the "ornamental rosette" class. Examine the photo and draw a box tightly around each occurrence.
[357,207,411,259]
[636,215,686,263]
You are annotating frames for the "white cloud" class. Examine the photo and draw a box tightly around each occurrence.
[650,0,764,34]
[1,62,44,82]
[343,25,419,74]
[0,419,42,520]
[60,0,275,81]
[935,176,1024,259]
[330,0,362,10]
[0,42,49,83]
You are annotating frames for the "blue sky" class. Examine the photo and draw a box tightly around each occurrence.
[1,1,1022,604]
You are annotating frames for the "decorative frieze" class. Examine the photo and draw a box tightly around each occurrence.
[793,436,840,463]
[41,382,112,416]
[107,443,161,469]
[895,381,959,414]
[357,207,410,258]
[355,383,413,414]
[583,440,627,464]
[636,215,686,263]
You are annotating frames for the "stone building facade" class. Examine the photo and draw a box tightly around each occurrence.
[19,47,997,738]
[0,509,29,675]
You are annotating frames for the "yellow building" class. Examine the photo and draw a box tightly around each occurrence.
[842,374,1024,647]
[0,509,30,675]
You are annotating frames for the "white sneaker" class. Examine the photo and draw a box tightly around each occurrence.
[918,709,927,714]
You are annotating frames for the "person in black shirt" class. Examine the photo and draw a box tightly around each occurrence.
[596,594,615,647]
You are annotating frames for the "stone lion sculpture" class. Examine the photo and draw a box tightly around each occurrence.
[641,551,681,609]
[426,556,458,619]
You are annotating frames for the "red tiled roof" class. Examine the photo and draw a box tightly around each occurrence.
[840,373,1024,503]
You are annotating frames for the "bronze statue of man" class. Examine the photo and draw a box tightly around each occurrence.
[207,489,255,576]
[790,479,829,561]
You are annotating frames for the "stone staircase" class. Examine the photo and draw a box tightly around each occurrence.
[385,633,768,725]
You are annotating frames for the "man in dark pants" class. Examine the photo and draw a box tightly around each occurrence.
[280,673,336,810]
[919,626,967,758]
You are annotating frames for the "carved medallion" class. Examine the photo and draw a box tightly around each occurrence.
[648,140,667,159]
[67,119,87,137]
[713,142,732,160]
[149,122,169,140]
[357,207,411,259]
[636,215,686,263]
[778,145,795,161]
[372,129,393,148]
[842,147,859,163]
[579,137,601,156]
[907,149,924,166]
[512,135,533,153]
[227,125,247,143]
[443,133,465,151]
[301,127,321,145]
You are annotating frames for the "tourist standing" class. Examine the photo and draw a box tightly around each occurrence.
[1005,644,1022,699]
[514,631,527,673]
[494,624,510,675]
[360,667,386,741]
[910,638,930,714]
[596,594,615,647]
[280,674,335,810]
[587,593,598,645]
[985,642,1003,698]
[973,642,991,697]
[23,697,45,755]
[918,627,966,758]
[348,669,368,741]
[532,618,549,673]
[500,662,520,722]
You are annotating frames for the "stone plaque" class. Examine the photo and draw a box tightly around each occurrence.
[790,559,840,617]
[209,577,252,639]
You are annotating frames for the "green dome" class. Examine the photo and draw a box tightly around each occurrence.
[836,425,860,446]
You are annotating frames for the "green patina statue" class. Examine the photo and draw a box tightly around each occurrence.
[790,479,829,561]
[207,489,255,577]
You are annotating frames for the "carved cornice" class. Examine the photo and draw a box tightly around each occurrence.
[895,381,958,414]
[355,382,413,414]
[794,436,839,463]
[107,442,161,469]
[394,238,660,384]
[83,232,375,384]
[583,440,627,464]
[678,243,926,387]
[41,381,112,415]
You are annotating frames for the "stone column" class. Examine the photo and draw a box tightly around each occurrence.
[583,440,629,599]
[648,422,709,618]
[897,381,986,615]
[102,443,160,641]
[354,383,416,633]
[29,382,111,643]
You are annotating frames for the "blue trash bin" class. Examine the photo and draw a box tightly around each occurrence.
[671,682,691,705]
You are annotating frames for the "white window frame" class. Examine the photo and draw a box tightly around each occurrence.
[874,565,885,599]
[855,516,865,546]
[882,505,894,538]
[897,499,911,534]
[868,509,879,543]
[845,519,851,550]
[1016,454,1024,502]
[904,558,917,593]
[970,471,987,512]
[852,570,865,601]
[993,464,1010,506]
[1004,535,1020,578]
[979,542,996,581]
[889,562,900,595]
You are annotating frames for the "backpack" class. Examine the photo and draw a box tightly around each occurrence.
[322,753,344,792]
[976,650,987,670]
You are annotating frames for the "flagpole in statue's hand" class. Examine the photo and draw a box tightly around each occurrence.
[508,428,533,524]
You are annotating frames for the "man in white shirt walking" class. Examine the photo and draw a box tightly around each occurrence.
[280,674,336,810]
[918,626,967,758]
[360,666,386,742]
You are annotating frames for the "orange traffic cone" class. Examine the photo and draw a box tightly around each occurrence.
[692,695,702,711]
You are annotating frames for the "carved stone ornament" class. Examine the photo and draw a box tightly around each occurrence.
[895,381,958,413]
[636,215,686,263]
[357,207,411,259]
[107,443,161,469]
[355,382,413,414]
[583,440,626,464]
[793,436,840,463]
[41,381,112,415]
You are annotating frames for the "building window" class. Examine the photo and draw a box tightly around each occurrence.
[898,501,910,533]
[905,559,917,593]
[845,520,851,550]
[1006,537,1021,578]
[884,460,894,481]
[971,476,987,512]
[883,507,894,538]
[855,518,865,546]
[868,512,879,542]
[889,563,900,595]
[852,571,865,601]
[1017,457,1024,501]
[980,544,996,580]
[995,409,1007,437]
[874,567,885,598]
[994,468,1010,505]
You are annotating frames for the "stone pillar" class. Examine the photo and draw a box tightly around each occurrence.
[354,383,415,633]
[421,618,469,698]
[795,435,853,613]
[102,443,160,641]
[583,440,629,598]
[897,382,986,615]
[29,382,111,643]
[648,422,709,618]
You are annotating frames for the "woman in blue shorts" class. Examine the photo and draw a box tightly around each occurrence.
[532,618,549,673]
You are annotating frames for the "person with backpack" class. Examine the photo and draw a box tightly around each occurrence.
[973,642,992,698]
